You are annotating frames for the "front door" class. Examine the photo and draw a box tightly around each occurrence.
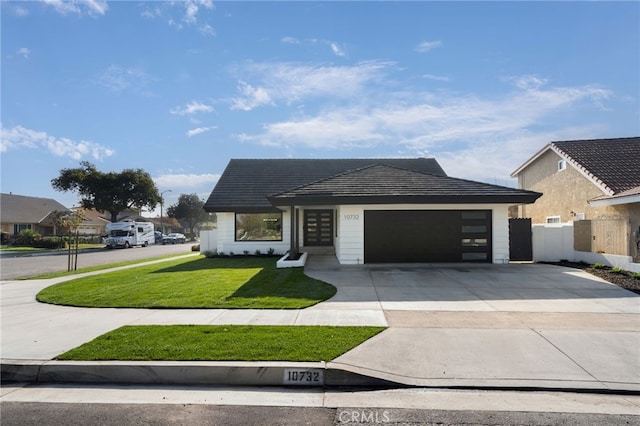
[304,210,334,246]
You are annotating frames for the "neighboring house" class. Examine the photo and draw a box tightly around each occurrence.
[0,193,69,237]
[511,137,640,259]
[204,159,541,265]
[72,208,111,236]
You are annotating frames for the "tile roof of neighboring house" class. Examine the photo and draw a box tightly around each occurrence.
[205,158,447,212]
[269,164,541,205]
[0,193,69,224]
[511,137,640,197]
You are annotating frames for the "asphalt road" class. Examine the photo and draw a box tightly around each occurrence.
[2,402,637,426]
[0,243,195,280]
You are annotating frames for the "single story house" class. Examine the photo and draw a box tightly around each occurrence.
[0,192,69,238]
[204,159,541,265]
[511,136,640,260]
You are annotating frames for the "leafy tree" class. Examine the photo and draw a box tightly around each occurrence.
[51,161,160,222]
[166,193,213,239]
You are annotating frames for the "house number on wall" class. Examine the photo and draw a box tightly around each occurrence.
[343,214,360,220]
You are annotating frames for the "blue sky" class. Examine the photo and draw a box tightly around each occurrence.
[2,1,639,215]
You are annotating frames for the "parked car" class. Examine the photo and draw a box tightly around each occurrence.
[154,231,165,244]
[162,233,186,244]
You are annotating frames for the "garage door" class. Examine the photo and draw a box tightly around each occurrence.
[364,210,492,263]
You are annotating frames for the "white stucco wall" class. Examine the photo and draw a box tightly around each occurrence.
[335,204,511,265]
[214,211,290,256]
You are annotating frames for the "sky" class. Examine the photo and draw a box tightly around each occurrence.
[1,1,639,216]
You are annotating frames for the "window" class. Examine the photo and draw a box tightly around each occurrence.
[235,213,282,241]
[574,213,586,221]
[462,225,487,233]
[462,252,488,261]
[558,160,566,171]
[462,238,487,247]
[461,211,487,220]
[13,224,32,234]
[546,216,561,224]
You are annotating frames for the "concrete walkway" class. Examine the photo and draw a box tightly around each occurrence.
[1,255,639,394]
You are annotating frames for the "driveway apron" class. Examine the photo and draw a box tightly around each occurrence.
[305,256,640,392]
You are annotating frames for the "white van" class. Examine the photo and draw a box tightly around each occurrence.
[105,221,155,249]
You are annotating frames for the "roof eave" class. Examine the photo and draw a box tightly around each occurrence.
[510,143,552,177]
[269,193,542,206]
[588,193,640,207]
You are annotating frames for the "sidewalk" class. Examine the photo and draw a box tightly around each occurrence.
[2,255,639,395]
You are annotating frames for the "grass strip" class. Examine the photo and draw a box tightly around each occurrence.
[36,256,337,309]
[56,325,386,361]
[26,252,194,279]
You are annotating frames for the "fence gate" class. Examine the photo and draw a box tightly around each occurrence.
[509,218,533,261]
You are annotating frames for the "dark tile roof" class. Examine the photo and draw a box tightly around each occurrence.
[551,137,640,194]
[268,164,541,205]
[0,193,69,224]
[204,158,447,211]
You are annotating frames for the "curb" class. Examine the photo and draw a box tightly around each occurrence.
[0,360,397,388]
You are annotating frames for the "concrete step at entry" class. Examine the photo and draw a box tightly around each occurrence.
[301,246,335,255]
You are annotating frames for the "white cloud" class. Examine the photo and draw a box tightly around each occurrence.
[281,37,347,57]
[230,61,390,110]
[237,76,612,182]
[43,0,108,16]
[186,126,217,137]
[0,125,114,160]
[154,173,220,189]
[97,65,149,92]
[281,36,301,45]
[146,0,214,33]
[330,42,346,57]
[182,0,214,24]
[170,101,214,116]
[415,40,442,53]
[199,24,215,36]
[17,48,30,59]
[231,81,273,111]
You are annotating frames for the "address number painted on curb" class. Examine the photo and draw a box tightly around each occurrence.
[283,368,324,385]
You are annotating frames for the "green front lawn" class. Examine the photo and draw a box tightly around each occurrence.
[36,256,337,309]
[56,325,385,361]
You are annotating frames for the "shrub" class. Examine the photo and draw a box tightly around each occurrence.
[243,250,249,256]
[34,237,64,249]
[14,229,41,246]
[591,263,605,269]
[203,250,216,258]
[255,249,262,256]
[632,273,640,280]
[611,267,624,274]
[267,248,275,255]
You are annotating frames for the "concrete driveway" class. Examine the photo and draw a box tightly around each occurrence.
[304,256,640,392]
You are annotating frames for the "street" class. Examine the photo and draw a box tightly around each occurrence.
[2,385,638,425]
[0,243,194,280]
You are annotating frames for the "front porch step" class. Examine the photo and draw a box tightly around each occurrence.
[301,246,335,255]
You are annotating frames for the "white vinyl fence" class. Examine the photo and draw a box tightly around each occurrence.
[532,222,640,273]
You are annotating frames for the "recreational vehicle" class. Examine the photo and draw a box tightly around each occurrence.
[105,221,155,249]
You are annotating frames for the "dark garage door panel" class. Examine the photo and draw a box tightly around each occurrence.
[364,210,491,263]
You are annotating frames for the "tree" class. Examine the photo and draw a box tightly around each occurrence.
[166,193,212,239]
[51,161,161,222]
